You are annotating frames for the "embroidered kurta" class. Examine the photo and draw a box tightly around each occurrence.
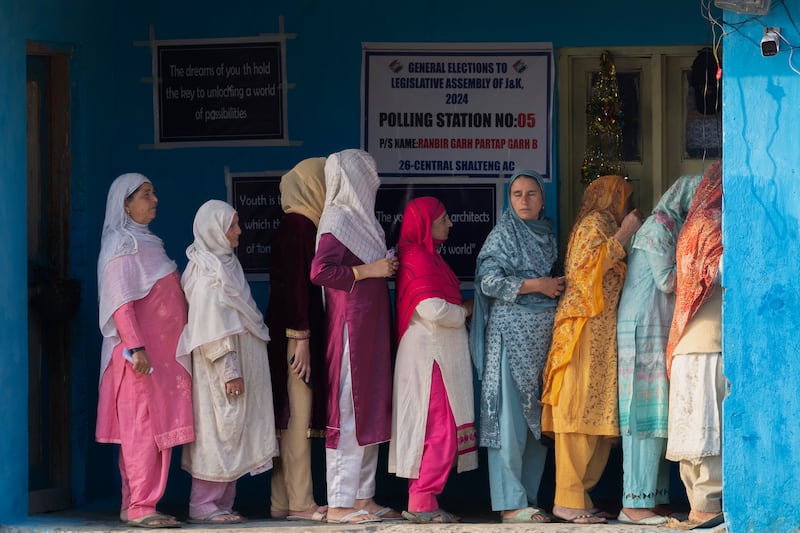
[310,233,393,448]
[617,175,702,438]
[181,332,278,481]
[96,271,194,449]
[389,298,477,477]
[542,174,632,437]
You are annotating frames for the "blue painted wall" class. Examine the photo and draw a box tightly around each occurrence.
[722,5,800,533]
[1,0,717,524]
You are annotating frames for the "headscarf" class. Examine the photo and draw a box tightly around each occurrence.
[396,197,462,340]
[542,174,633,406]
[633,174,703,257]
[177,200,269,357]
[280,157,327,226]
[666,161,722,373]
[574,174,633,229]
[97,173,177,377]
[469,170,558,375]
[316,149,387,263]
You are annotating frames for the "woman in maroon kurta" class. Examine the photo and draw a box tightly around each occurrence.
[310,149,400,524]
[266,157,328,520]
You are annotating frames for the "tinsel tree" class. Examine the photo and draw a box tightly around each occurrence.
[580,51,624,184]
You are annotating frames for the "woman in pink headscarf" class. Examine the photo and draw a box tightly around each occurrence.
[389,197,478,524]
[95,173,194,528]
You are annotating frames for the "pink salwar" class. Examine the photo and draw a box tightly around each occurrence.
[117,374,172,520]
[407,364,457,513]
[189,478,237,519]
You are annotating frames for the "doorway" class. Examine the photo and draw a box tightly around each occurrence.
[27,42,77,514]
[557,46,721,240]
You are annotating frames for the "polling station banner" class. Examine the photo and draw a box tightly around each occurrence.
[362,42,553,180]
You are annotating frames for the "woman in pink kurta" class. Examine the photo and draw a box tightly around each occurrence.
[96,173,194,528]
[310,149,400,525]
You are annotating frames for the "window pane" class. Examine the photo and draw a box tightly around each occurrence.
[589,70,641,162]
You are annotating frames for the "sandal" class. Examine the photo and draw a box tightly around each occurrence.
[502,506,551,523]
[187,510,244,524]
[326,509,381,524]
[125,513,182,528]
[402,509,459,523]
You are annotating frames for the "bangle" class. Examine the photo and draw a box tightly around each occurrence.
[351,266,360,281]
[129,346,145,353]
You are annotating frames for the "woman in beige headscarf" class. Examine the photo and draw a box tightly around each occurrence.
[179,200,278,524]
[266,158,329,521]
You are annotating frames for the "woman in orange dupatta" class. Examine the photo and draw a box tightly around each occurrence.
[665,161,724,529]
[541,175,642,524]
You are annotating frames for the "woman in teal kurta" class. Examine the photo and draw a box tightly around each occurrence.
[615,175,701,525]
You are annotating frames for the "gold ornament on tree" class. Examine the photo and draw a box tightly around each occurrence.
[580,51,625,184]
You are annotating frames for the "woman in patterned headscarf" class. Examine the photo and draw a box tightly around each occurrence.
[389,197,478,524]
[469,171,564,524]
[615,175,702,525]
[310,149,401,524]
[541,174,642,524]
[266,158,329,521]
[665,161,724,529]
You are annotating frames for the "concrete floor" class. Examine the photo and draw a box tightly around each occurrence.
[1,507,727,533]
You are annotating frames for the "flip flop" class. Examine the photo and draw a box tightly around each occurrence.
[187,510,244,524]
[501,506,551,523]
[286,509,327,521]
[402,509,460,523]
[125,513,182,528]
[326,509,381,524]
[374,506,403,520]
[554,512,607,524]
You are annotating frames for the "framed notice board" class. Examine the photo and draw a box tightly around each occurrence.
[153,37,288,146]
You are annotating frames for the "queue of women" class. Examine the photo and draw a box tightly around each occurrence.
[95,152,724,528]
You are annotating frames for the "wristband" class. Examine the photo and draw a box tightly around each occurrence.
[129,346,145,354]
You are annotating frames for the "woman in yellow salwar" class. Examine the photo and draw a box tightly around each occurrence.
[541,175,642,524]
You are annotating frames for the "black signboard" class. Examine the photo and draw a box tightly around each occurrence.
[231,175,282,276]
[157,41,284,143]
[375,182,497,281]
[231,176,497,282]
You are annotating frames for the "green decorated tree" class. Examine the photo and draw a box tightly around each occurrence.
[581,51,625,184]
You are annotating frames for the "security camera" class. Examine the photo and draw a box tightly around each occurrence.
[761,27,780,57]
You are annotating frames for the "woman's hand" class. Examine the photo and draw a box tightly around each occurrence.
[462,298,475,317]
[615,209,644,247]
[357,257,399,279]
[290,338,312,383]
[520,276,565,298]
[132,349,152,375]
[226,377,245,398]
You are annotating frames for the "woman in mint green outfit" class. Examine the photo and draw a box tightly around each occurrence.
[615,175,701,525]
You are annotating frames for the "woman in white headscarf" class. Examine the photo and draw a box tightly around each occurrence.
[310,149,401,524]
[178,199,278,524]
[96,173,193,528]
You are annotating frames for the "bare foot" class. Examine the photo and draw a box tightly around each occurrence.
[355,498,402,519]
[689,509,721,524]
[552,504,607,524]
[621,507,661,521]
